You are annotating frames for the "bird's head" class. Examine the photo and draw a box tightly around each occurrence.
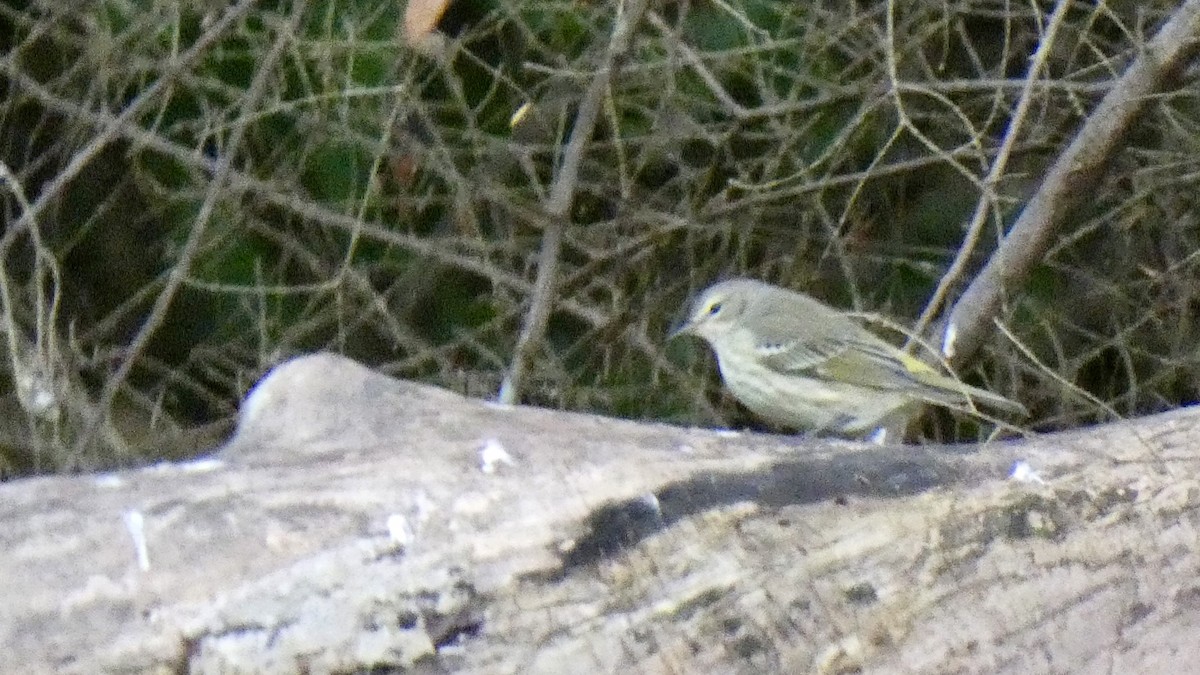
[668,279,758,343]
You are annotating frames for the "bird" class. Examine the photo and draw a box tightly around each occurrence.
[669,278,1027,438]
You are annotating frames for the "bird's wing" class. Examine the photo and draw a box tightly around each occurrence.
[746,303,848,371]
[748,300,1027,415]
[754,334,847,372]
[750,306,919,390]
[815,339,929,391]
[756,331,926,392]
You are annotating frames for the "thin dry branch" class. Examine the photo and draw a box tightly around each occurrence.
[497,0,652,405]
[73,1,309,458]
[0,59,589,320]
[0,0,262,466]
[911,0,1072,342]
[5,0,1196,462]
[942,0,1200,366]
[0,0,258,250]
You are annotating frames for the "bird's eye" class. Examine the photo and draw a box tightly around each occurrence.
[706,302,723,316]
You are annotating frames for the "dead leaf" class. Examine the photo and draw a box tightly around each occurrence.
[404,0,452,55]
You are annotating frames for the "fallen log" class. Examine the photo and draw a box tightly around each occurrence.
[1,352,1195,673]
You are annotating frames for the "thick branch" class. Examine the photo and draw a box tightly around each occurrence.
[942,1,1200,365]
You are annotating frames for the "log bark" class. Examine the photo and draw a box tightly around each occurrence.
[1,353,1196,673]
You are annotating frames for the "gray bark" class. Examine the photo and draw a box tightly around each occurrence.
[1,353,1196,673]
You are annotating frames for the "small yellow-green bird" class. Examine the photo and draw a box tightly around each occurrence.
[669,278,1027,437]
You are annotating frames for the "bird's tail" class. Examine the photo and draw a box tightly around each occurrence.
[915,373,1028,418]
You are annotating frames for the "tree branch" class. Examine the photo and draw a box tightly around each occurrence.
[73,1,309,458]
[941,0,1200,366]
[498,0,652,405]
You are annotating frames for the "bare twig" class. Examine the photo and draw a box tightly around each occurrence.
[941,0,1200,366]
[0,161,63,468]
[0,62,618,331]
[0,0,258,253]
[911,0,1072,342]
[497,0,652,405]
[6,0,1194,459]
[646,11,749,120]
[74,1,309,458]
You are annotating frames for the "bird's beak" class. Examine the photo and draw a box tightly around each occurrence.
[666,318,693,340]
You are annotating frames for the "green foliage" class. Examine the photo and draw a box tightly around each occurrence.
[302,141,373,204]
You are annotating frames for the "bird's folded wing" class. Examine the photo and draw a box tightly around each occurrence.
[758,337,920,391]
[755,332,1027,416]
[754,336,844,373]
